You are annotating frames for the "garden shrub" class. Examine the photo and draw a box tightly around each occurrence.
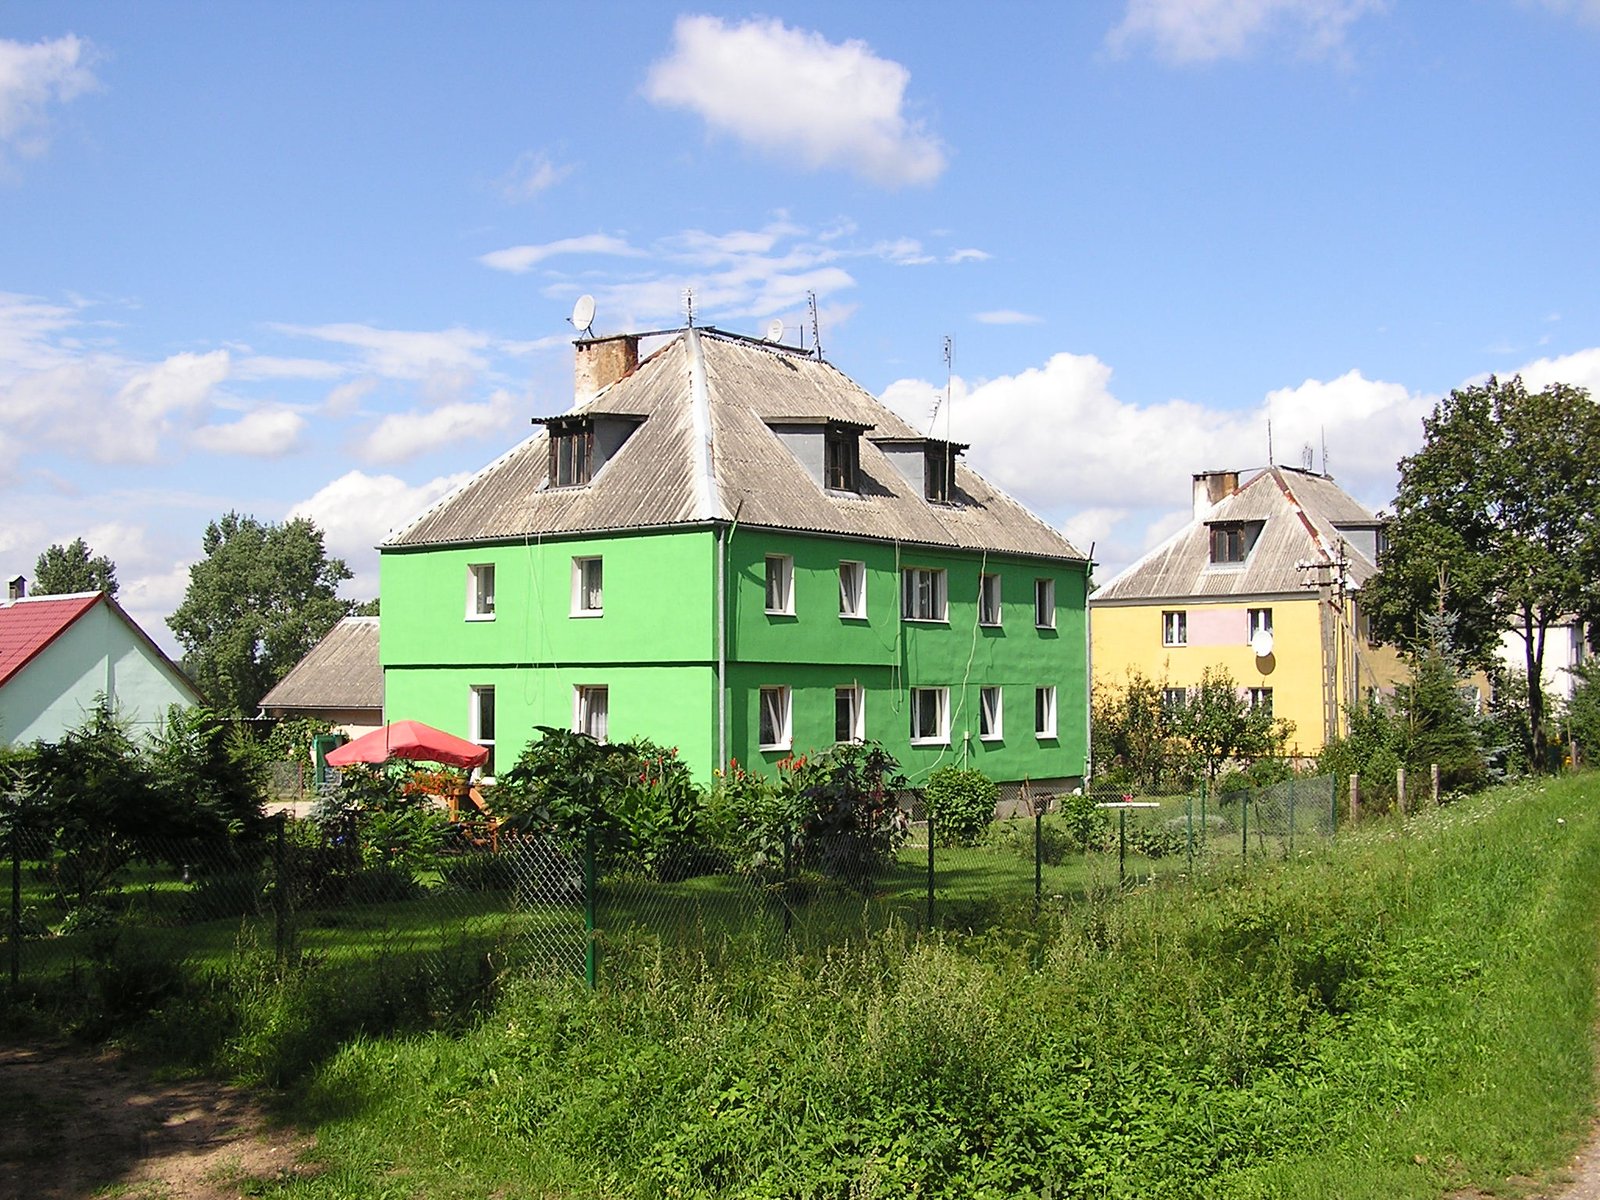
[924,767,998,846]
[790,742,911,890]
[1056,789,1108,852]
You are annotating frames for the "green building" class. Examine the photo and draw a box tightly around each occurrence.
[380,326,1090,796]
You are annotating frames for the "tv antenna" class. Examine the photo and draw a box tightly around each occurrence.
[683,288,695,328]
[928,335,953,433]
[569,294,596,337]
[807,291,822,360]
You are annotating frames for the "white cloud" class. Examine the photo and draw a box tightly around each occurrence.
[276,322,490,381]
[478,234,642,274]
[870,238,934,265]
[643,15,946,187]
[1106,0,1385,64]
[233,354,347,381]
[190,407,307,456]
[1528,0,1600,26]
[325,377,378,415]
[116,350,231,421]
[357,389,518,463]
[947,248,990,263]
[880,354,1431,582]
[497,150,575,202]
[0,34,98,165]
[974,310,1043,326]
[1509,347,1600,395]
[289,468,475,599]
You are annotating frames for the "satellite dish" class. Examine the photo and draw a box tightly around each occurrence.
[1250,629,1275,658]
[764,318,785,343]
[570,294,596,336]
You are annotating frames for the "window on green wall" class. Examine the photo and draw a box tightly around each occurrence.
[835,684,864,743]
[910,687,949,745]
[980,686,1002,740]
[1035,686,1057,739]
[467,563,495,620]
[979,573,1001,626]
[470,685,496,779]
[766,555,794,615]
[759,686,792,750]
[901,568,947,622]
[839,560,866,619]
[571,557,603,616]
[1034,578,1055,629]
[575,685,608,740]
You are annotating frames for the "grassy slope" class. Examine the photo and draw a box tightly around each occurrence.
[263,775,1600,1199]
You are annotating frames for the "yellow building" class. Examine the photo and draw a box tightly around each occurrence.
[1090,466,1406,757]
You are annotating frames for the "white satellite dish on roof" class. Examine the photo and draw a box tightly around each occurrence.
[1251,628,1275,658]
[764,318,785,343]
[570,294,596,336]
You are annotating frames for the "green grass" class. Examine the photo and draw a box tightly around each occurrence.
[166,772,1600,1199]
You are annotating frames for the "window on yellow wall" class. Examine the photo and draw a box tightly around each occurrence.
[1162,610,1187,646]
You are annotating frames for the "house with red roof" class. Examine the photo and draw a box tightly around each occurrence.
[0,580,204,746]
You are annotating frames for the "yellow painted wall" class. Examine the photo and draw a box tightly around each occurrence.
[1090,596,1331,756]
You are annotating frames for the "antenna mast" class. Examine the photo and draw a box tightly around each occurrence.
[683,288,695,328]
[807,291,822,360]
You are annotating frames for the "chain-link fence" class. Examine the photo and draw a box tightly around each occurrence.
[4,774,1341,996]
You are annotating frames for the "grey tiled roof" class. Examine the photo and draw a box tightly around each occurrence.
[1090,466,1381,604]
[260,617,382,713]
[386,330,1084,562]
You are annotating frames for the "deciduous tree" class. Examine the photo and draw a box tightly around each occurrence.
[167,513,352,715]
[33,537,118,597]
[1367,376,1600,763]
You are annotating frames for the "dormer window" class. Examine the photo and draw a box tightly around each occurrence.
[537,412,645,490]
[871,435,968,506]
[551,420,593,487]
[766,416,873,494]
[1208,520,1262,564]
[825,425,860,492]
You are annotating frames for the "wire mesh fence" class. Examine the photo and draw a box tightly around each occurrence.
[4,774,1341,997]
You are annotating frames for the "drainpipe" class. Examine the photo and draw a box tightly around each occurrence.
[1084,546,1096,781]
[716,522,726,773]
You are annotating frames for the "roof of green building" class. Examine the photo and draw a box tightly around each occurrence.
[385,328,1085,562]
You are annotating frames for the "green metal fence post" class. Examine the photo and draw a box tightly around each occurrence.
[1118,806,1127,889]
[926,808,935,930]
[10,821,19,990]
[1200,782,1208,858]
[1240,795,1248,866]
[273,812,287,961]
[584,826,597,989]
[1186,791,1194,874]
[782,823,793,938]
[1288,777,1296,857]
[1034,802,1043,915]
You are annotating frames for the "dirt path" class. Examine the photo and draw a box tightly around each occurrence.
[0,1044,317,1199]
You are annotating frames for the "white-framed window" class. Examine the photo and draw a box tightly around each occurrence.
[909,686,950,745]
[1035,578,1056,629]
[467,562,496,620]
[979,573,1002,626]
[1247,607,1273,640]
[571,556,603,616]
[839,560,867,619]
[1248,687,1273,715]
[574,685,609,741]
[1162,610,1187,646]
[766,554,795,615]
[759,685,792,750]
[901,567,948,622]
[835,684,864,744]
[470,685,496,779]
[980,686,1003,740]
[1035,686,1057,739]
[1162,686,1188,714]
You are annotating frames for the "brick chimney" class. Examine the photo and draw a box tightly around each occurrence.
[574,334,640,404]
[6,575,24,602]
[1191,470,1240,519]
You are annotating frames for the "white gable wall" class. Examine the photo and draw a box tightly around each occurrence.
[1,604,198,745]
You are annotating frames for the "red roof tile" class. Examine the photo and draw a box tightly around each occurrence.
[0,593,103,687]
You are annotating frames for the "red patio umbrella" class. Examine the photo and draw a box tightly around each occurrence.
[323,719,489,770]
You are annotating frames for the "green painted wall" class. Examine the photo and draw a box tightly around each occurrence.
[380,525,1088,787]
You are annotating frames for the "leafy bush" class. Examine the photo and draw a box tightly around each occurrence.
[790,742,911,891]
[924,767,998,846]
[1056,789,1109,852]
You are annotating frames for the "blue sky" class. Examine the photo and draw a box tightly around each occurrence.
[4,1,1599,655]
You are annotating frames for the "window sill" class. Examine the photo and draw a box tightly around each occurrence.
[570,610,604,619]
[979,620,1002,629]
[1035,624,1056,632]
[1035,733,1058,742]
[910,737,950,747]
[1162,641,1187,648]
[902,617,950,625]
[839,613,869,622]
[979,734,1003,744]
[758,742,792,753]
[765,609,796,618]
[465,613,496,622]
